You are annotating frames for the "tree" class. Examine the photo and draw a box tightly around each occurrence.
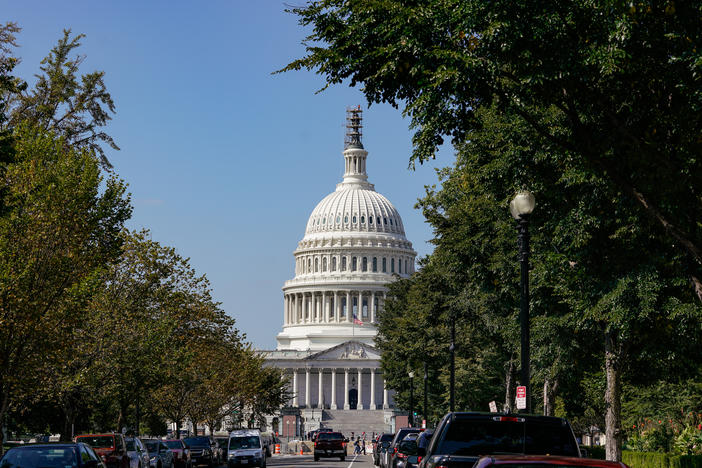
[2,28,118,168]
[0,123,130,450]
[282,1,702,278]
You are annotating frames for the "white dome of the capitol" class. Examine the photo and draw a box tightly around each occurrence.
[276,108,416,351]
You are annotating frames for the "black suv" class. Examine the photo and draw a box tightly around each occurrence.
[417,413,581,468]
[183,437,215,468]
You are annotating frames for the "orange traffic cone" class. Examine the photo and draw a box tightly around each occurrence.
[299,447,304,455]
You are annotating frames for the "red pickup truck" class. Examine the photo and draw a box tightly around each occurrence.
[313,432,347,462]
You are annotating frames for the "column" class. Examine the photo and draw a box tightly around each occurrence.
[331,369,337,409]
[292,370,298,407]
[334,291,340,323]
[358,291,363,322]
[370,291,376,323]
[343,368,350,410]
[346,291,352,322]
[357,368,364,410]
[301,294,306,323]
[305,368,311,407]
[383,379,389,409]
[318,369,324,408]
[370,369,376,410]
[323,291,328,322]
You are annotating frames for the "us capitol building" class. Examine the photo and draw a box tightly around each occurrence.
[263,108,416,438]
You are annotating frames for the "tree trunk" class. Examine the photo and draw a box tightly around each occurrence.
[0,392,10,456]
[175,420,181,439]
[604,330,622,462]
[504,360,516,412]
[543,377,558,417]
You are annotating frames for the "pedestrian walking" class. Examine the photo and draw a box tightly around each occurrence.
[361,436,366,455]
[353,437,361,454]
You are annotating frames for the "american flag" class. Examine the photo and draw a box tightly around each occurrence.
[353,313,364,326]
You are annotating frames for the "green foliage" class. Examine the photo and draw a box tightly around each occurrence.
[622,451,702,468]
[2,27,118,168]
[674,427,702,456]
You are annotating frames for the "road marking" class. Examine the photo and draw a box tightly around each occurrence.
[346,453,358,468]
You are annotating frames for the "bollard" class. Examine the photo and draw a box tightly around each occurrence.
[274,444,280,454]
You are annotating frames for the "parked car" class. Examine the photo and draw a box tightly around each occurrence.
[125,437,150,468]
[417,413,581,468]
[75,433,130,468]
[0,443,105,468]
[393,433,419,468]
[473,455,628,468]
[163,440,190,468]
[374,433,394,466]
[142,440,173,468]
[382,428,420,468]
[227,429,267,468]
[313,431,346,462]
[183,437,215,468]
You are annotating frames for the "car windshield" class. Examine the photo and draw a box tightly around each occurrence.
[125,440,136,451]
[316,433,343,440]
[183,438,209,448]
[76,436,114,449]
[436,419,579,457]
[228,437,260,450]
[144,442,159,453]
[1,446,78,468]
[164,442,182,450]
[215,440,227,449]
[380,434,394,442]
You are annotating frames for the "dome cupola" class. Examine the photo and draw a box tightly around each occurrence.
[277,107,416,351]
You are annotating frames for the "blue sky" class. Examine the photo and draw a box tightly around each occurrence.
[5,1,453,349]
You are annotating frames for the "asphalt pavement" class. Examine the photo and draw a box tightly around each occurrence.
[267,453,375,467]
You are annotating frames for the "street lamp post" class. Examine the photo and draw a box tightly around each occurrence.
[510,191,536,414]
[408,371,415,427]
[449,314,456,412]
[423,361,428,427]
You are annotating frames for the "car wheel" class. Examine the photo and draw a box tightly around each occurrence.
[340,455,345,461]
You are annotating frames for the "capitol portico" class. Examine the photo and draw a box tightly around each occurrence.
[263,108,416,437]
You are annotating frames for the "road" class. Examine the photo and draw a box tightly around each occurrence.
[267,453,375,467]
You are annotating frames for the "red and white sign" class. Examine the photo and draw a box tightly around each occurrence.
[516,386,527,410]
[489,401,498,413]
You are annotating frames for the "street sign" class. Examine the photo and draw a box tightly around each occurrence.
[489,401,497,413]
[516,386,527,410]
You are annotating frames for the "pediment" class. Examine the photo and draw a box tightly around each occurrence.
[305,340,380,361]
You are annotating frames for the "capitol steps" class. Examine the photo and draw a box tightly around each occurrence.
[321,409,390,438]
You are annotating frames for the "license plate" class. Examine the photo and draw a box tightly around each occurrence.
[240,461,247,465]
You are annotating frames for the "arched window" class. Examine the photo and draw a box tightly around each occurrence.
[377,216,381,224]
[391,258,395,273]
[373,257,378,272]
[341,297,347,317]
[362,257,368,272]
[369,216,373,224]
[308,258,312,273]
[352,257,357,271]
[353,215,357,223]
[361,215,365,224]
[382,257,387,272]
[322,257,327,271]
[384,217,388,225]
[315,257,319,272]
[344,215,349,223]
[342,256,347,271]
[389,218,393,225]
[332,257,337,271]
[336,216,341,223]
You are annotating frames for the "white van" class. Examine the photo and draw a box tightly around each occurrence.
[227,429,266,468]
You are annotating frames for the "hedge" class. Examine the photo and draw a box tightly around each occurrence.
[581,447,702,468]
[622,452,702,468]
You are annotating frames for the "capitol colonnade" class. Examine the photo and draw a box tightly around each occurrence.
[285,367,389,411]
[283,290,387,325]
